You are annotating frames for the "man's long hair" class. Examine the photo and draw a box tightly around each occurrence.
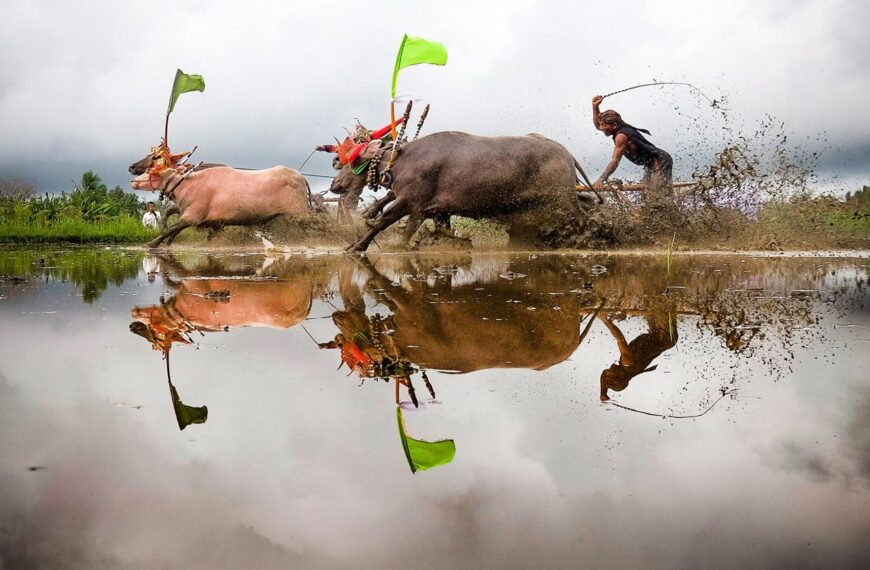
[600,109,652,136]
[599,109,624,127]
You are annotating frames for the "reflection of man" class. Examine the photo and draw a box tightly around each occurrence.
[598,309,678,401]
[142,255,161,283]
[141,201,161,229]
[591,95,673,192]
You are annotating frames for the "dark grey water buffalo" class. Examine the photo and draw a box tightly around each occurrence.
[329,131,598,252]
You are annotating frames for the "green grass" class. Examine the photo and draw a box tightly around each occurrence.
[0,216,156,243]
[0,170,156,244]
[757,196,870,245]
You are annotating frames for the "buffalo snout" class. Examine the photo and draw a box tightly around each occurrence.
[129,155,153,176]
[328,180,346,195]
[329,171,350,195]
[329,166,367,196]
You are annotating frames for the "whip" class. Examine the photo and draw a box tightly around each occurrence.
[602,81,714,105]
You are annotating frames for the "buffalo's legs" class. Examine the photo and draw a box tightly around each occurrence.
[149,220,192,248]
[346,202,408,252]
[362,191,396,226]
[163,222,193,246]
[338,187,363,225]
[577,192,598,213]
[160,202,181,230]
[402,213,425,248]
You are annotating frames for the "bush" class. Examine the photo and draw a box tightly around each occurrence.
[0,171,156,243]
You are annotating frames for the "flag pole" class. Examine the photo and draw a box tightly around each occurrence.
[164,113,170,148]
[390,35,408,140]
[164,69,180,148]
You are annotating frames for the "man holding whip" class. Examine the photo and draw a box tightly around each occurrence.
[591,94,673,194]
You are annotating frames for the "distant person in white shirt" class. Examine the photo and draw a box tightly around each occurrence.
[142,202,161,229]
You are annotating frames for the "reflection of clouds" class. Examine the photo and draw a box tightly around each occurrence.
[3,254,870,569]
[846,389,870,481]
[756,385,870,488]
[4,358,870,569]
[770,440,835,483]
[0,374,319,570]
[370,255,513,290]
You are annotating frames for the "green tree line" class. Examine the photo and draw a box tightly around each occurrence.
[0,172,156,242]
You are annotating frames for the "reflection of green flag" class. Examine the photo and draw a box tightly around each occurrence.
[169,381,208,431]
[391,34,448,98]
[397,407,455,474]
[167,69,205,114]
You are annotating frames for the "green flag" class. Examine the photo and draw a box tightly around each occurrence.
[167,69,205,115]
[397,407,455,474]
[391,34,448,98]
[169,380,208,431]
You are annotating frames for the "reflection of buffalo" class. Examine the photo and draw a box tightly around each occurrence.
[130,254,318,352]
[342,257,601,374]
[131,278,313,353]
[319,265,434,407]
[329,255,826,404]
[132,278,313,343]
[128,253,320,431]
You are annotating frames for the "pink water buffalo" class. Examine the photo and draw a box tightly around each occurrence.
[130,166,310,247]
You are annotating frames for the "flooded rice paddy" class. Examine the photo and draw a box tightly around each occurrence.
[1,247,869,569]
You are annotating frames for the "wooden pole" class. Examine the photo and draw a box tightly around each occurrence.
[578,181,700,193]
[617,181,699,191]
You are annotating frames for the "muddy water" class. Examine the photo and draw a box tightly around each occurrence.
[1,247,868,569]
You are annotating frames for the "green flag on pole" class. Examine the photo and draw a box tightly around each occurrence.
[396,407,456,474]
[167,69,205,115]
[169,380,208,431]
[390,34,448,98]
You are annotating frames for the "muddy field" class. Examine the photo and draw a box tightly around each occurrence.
[171,200,870,253]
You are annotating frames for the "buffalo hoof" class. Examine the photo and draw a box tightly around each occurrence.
[360,205,380,219]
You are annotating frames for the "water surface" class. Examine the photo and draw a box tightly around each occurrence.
[1,247,869,569]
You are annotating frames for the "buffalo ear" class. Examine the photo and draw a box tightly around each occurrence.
[332,157,343,171]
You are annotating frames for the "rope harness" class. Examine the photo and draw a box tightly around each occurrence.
[145,161,202,202]
[363,101,425,191]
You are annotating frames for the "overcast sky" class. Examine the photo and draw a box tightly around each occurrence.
[1,0,868,194]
